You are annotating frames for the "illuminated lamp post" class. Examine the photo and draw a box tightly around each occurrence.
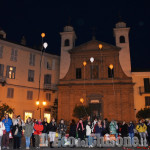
[36,33,48,119]
[36,100,47,119]
[99,44,103,77]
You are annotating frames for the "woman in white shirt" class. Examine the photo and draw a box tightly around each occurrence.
[0,118,5,150]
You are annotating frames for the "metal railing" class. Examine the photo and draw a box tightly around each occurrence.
[139,86,150,95]
[43,83,57,91]
[0,76,6,83]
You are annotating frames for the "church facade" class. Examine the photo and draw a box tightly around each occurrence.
[58,22,135,122]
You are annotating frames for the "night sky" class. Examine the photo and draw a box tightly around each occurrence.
[0,0,150,70]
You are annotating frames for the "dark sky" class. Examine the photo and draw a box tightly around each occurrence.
[0,0,150,70]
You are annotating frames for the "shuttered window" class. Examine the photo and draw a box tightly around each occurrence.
[0,46,3,58]
[28,70,34,82]
[145,97,150,106]
[46,93,51,101]
[0,64,4,76]
[29,53,35,66]
[27,91,33,100]
[44,74,51,84]
[144,78,150,93]
[10,49,18,61]
[7,88,14,98]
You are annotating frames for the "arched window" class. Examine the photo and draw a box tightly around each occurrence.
[120,36,125,43]
[64,39,70,46]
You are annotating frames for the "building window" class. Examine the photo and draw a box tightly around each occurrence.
[44,74,51,84]
[46,93,51,101]
[0,64,4,77]
[10,49,18,61]
[91,65,99,79]
[27,91,33,100]
[120,36,125,43]
[76,68,82,79]
[47,59,52,70]
[28,70,34,82]
[144,78,150,93]
[64,39,70,46]
[0,46,3,58]
[29,53,35,66]
[6,66,16,79]
[108,67,114,78]
[145,97,150,107]
[7,88,14,98]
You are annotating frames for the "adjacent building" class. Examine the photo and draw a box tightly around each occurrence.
[0,29,59,122]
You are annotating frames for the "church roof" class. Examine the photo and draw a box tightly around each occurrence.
[69,39,121,53]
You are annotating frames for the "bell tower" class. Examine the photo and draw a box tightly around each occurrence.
[113,21,131,77]
[60,26,76,79]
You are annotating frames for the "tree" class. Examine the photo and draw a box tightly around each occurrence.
[73,105,91,119]
[136,108,150,119]
[0,103,14,119]
[51,99,58,121]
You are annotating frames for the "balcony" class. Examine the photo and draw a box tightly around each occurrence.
[0,76,6,86]
[43,83,57,92]
[139,86,150,95]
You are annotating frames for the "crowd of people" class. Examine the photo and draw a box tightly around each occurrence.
[0,114,150,149]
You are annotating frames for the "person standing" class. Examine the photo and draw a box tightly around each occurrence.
[91,118,98,133]
[34,119,44,149]
[57,119,67,138]
[31,119,36,147]
[41,118,49,146]
[0,118,5,150]
[24,117,33,149]
[76,119,85,140]
[13,115,25,149]
[48,118,57,148]
[95,121,104,139]
[13,117,23,149]
[2,114,12,149]
[109,120,118,139]
[128,121,135,145]
[86,121,93,147]
[136,119,147,146]
[69,119,76,138]
[121,121,128,138]
[147,120,150,145]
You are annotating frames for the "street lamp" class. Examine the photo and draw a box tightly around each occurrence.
[36,33,48,119]
[80,98,84,104]
[90,57,94,63]
[43,42,48,49]
[36,100,47,119]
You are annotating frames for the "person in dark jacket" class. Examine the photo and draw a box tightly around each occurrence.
[128,121,135,145]
[121,121,128,138]
[69,119,76,138]
[57,119,67,138]
[76,119,85,140]
[48,118,57,148]
[95,121,104,138]
[102,118,109,135]
[41,118,49,146]
[147,120,150,145]
[13,119,22,149]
